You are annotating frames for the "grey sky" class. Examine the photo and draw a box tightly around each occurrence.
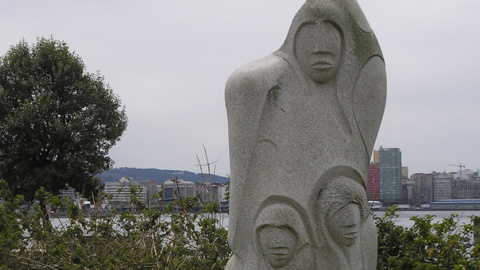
[1,1,479,177]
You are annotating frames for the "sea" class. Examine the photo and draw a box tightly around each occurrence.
[371,210,480,228]
[216,210,480,229]
[51,210,480,230]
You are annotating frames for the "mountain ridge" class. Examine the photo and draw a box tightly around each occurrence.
[98,167,229,184]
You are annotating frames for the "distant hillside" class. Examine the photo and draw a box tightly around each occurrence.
[98,167,229,184]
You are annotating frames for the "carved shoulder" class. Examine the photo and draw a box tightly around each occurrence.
[353,56,387,159]
[224,54,289,253]
[225,54,288,105]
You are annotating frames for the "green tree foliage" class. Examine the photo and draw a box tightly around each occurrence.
[0,37,127,201]
[375,206,480,270]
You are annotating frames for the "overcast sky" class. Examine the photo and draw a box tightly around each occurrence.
[1,1,479,177]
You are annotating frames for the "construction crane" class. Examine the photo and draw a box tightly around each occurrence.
[449,163,465,179]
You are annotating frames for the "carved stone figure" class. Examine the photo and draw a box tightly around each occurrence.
[225,0,386,269]
[316,176,377,269]
[252,199,315,269]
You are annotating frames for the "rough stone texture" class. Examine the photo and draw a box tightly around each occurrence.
[225,0,386,269]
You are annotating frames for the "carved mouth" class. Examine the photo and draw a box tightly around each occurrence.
[311,61,332,69]
[268,248,289,260]
[344,232,358,239]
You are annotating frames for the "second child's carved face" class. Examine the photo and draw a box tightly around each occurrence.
[294,22,343,83]
[327,203,361,247]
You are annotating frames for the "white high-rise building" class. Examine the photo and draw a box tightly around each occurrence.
[104,177,156,203]
[162,179,196,201]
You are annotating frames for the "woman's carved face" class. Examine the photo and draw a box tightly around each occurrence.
[327,203,361,247]
[258,226,298,268]
[294,22,342,83]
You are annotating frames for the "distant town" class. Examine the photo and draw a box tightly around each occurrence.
[60,147,480,212]
[368,147,480,210]
[61,171,229,212]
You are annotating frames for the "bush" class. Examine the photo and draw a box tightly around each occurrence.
[375,206,480,270]
[2,179,480,270]
[0,179,230,269]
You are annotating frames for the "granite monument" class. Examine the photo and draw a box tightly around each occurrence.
[225,0,386,269]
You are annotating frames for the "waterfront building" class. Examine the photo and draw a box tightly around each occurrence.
[402,179,414,204]
[430,199,480,210]
[402,167,409,178]
[218,184,227,202]
[104,177,154,203]
[433,176,452,202]
[452,179,480,199]
[373,150,380,164]
[412,172,480,204]
[199,182,217,203]
[367,163,380,201]
[162,179,195,201]
[379,147,403,204]
[411,173,434,204]
[139,180,158,203]
[198,182,227,203]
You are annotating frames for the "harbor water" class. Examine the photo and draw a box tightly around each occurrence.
[372,210,479,228]
[51,211,479,230]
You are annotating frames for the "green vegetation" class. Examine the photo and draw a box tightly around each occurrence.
[0,37,127,202]
[375,206,480,270]
[0,179,230,269]
[2,180,480,270]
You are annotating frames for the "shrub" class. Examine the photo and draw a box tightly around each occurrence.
[3,179,480,270]
[375,206,480,270]
[0,179,230,269]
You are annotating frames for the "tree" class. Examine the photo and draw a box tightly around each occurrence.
[0,37,127,201]
[375,207,480,269]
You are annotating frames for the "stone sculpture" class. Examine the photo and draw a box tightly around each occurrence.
[225,0,386,269]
